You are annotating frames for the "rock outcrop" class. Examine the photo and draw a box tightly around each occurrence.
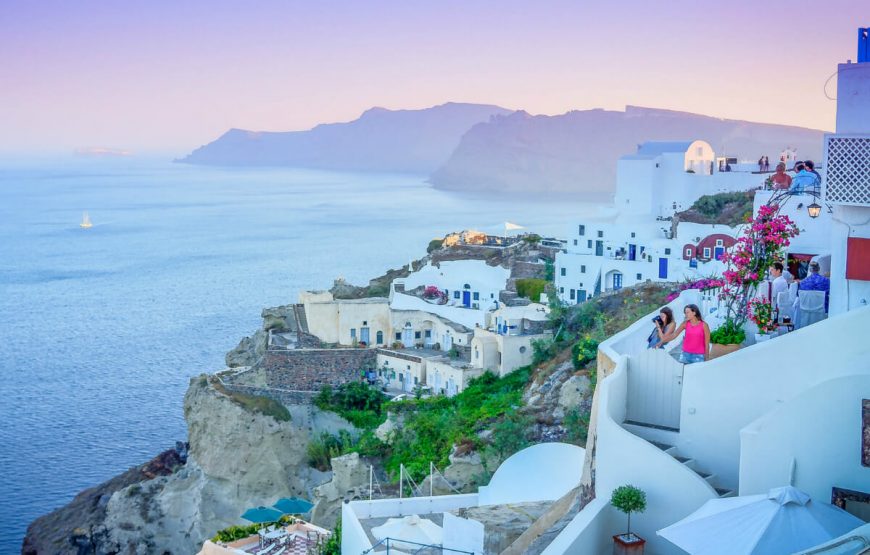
[225,329,267,368]
[309,453,370,527]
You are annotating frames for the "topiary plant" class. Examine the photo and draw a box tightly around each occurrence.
[611,484,647,538]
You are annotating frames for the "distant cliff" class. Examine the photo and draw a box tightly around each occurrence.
[429,106,827,195]
[178,102,512,172]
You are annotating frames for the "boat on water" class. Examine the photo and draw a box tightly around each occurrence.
[80,211,93,229]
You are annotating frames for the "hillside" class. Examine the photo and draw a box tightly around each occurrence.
[429,105,826,195]
[178,102,512,172]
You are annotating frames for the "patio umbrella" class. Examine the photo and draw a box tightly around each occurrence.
[272,497,314,515]
[241,506,285,524]
[657,486,864,555]
[372,514,443,550]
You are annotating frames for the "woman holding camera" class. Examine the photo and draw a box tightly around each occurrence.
[647,307,676,349]
[660,304,711,364]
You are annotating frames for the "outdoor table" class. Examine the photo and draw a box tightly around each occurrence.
[264,530,288,540]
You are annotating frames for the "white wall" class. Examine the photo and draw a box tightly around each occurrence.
[739,375,870,501]
[477,443,585,506]
[677,305,870,490]
[829,204,870,316]
[540,498,616,555]
[835,61,870,133]
[401,260,508,310]
[390,292,486,329]
[754,190,832,257]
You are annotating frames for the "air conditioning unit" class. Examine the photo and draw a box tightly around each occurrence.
[823,134,870,205]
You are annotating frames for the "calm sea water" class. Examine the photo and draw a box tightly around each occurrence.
[0,159,598,551]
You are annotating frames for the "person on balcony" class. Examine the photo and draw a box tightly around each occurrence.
[789,162,820,195]
[771,163,792,190]
[647,307,676,349]
[661,304,711,364]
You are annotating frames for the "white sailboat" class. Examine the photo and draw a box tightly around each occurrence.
[80,211,93,229]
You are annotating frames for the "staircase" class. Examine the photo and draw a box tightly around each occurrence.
[293,304,310,334]
[650,440,735,498]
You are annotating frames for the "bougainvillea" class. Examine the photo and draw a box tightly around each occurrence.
[666,278,725,303]
[719,204,799,324]
[748,298,778,333]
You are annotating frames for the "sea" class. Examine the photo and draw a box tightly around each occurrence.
[0,158,602,552]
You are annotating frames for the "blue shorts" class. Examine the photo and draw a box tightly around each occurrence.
[680,352,705,364]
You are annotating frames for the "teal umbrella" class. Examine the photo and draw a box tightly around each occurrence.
[273,497,314,515]
[241,506,284,524]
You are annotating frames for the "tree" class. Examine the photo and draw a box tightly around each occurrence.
[610,485,647,537]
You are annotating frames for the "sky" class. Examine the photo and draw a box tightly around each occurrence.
[0,0,866,156]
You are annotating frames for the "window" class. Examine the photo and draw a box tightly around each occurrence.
[597,230,603,238]
[560,267,566,276]
[414,376,418,385]
[696,146,703,156]
[587,240,593,248]
[581,265,586,273]
[636,273,642,280]
[716,239,724,247]
[573,239,578,246]
[519,346,527,354]
[578,225,586,236]
[665,248,671,255]
[560,287,564,294]
[631,232,636,238]
[399,373,404,382]
[395,332,401,340]
[376,331,383,344]
[414,331,421,339]
[350,328,356,339]
[703,247,711,258]
[685,248,692,257]
[473,292,480,300]
[570,289,575,300]
[362,321,367,326]
[453,291,460,299]
[424,330,431,338]
[490,293,494,298]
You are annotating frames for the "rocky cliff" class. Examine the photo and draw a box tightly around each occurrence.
[23,373,355,554]
[429,105,826,195]
[178,102,511,172]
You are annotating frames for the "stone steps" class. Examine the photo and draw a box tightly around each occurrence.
[650,441,735,498]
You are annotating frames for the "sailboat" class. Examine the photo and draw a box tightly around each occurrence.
[80,211,93,229]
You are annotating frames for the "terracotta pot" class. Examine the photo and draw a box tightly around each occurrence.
[710,343,741,359]
[613,534,645,555]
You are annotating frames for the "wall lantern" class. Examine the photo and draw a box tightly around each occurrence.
[808,202,822,218]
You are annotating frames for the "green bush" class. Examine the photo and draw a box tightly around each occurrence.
[213,524,263,543]
[321,519,341,555]
[571,336,599,369]
[314,382,386,429]
[564,407,590,446]
[710,318,746,345]
[427,239,444,253]
[307,430,354,471]
[516,278,548,301]
[522,233,542,245]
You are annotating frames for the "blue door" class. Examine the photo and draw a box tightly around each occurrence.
[360,327,370,344]
[595,240,604,256]
[613,273,623,290]
[462,290,471,307]
[577,289,587,303]
[628,244,636,261]
[658,258,668,279]
[714,247,725,260]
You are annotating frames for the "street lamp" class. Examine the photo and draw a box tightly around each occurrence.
[807,202,822,218]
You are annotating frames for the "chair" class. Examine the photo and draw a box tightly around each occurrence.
[776,291,794,323]
[797,290,826,329]
[255,542,276,555]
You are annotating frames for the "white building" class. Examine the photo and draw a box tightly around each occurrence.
[614,140,764,218]
[555,217,737,303]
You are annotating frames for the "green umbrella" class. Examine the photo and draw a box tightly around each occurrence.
[241,506,284,524]
[273,497,314,515]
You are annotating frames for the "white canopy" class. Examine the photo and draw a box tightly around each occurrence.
[371,514,443,550]
[657,486,864,555]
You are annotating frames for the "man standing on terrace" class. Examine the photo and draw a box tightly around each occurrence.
[799,261,830,312]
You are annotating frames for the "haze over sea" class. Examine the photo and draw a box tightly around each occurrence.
[0,159,601,551]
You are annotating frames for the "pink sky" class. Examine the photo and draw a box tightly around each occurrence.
[0,0,865,156]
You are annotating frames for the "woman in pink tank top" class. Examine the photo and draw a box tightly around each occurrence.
[662,304,710,364]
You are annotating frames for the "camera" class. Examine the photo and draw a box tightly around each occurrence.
[652,315,663,326]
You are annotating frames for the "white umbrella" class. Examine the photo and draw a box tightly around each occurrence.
[658,486,865,555]
[371,514,443,550]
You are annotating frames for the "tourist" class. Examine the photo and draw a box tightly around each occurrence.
[799,261,830,311]
[763,156,770,171]
[647,307,676,349]
[770,262,788,303]
[804,160,822,194]
[771,163,792,190]
[661,304,710,363]
[790,162,820,195]
[758,156,765,172]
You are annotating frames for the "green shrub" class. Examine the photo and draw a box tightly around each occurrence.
[307,431,353,471]
[427,239,444,253]
[710,318,746,345]
[213,524,263,543]
[516,278,548,301]
[321,519,341,555]
[572,336,599,369]
[522,233,542,245]
[314,382,386,429]
[212,381,291,422]
[564,407,590,446]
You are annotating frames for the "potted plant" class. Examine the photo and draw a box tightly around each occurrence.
[748,298,778,342]
[709,318,745,359]
[611,485,647,554]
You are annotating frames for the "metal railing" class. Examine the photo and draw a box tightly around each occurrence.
[363,537,475,555]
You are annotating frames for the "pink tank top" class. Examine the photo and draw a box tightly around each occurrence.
[683,320,706,354]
